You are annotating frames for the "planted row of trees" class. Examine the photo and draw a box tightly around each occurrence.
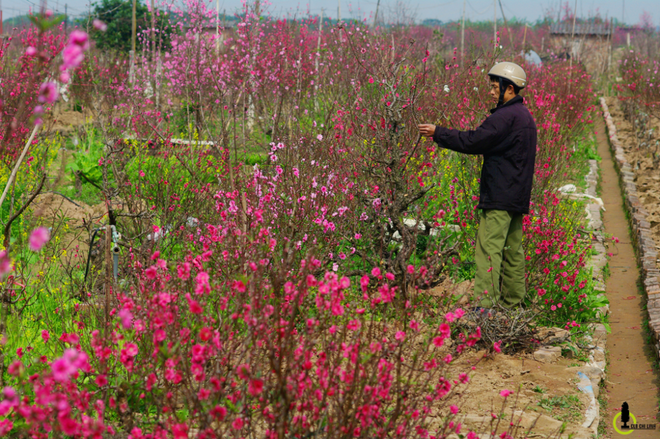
[0,1,609,436]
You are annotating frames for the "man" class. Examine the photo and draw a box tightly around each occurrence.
[418,62,537,310]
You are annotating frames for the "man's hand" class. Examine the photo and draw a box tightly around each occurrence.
[418,124,436,138]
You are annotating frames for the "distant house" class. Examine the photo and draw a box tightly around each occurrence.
[181,21,235,45]
[549,21,612,74]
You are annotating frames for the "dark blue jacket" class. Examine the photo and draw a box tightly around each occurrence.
[432,95,537,214]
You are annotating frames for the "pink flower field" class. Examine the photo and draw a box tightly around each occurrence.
[1,2,653,437]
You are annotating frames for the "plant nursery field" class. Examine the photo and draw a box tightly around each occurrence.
[0,3,659,438]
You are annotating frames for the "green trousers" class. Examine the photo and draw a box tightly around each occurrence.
[474,209,526,308]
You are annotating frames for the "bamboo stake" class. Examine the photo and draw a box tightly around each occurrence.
[0,124,40,214]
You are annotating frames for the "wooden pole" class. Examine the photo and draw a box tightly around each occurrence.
[0,125,40,211]
[569,0,577,64]
[568,0,577,94]
[493,0,497,52]
[131,0,137,54]
[373,0,380,28]
[216,0,220,55]
[316,9,323,74]
[497,0,514,49]
[461,0,466,67]
[314,8,323,109]
[608,17,613,73]
[150,0,157,107]
[621,0,624,25]
[130,0,137,83]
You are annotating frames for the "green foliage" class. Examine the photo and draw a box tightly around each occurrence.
[122,142,224,251]
[242,153,267,166]
[90,0,174,53]
[1,12,67,32]
[415,149,482,278]
[23,12,68,32]
[171,101,200,135]
[566,133,599,191]
[124,146,222,193]
[538,395,580,410]
[60,182,103,206]
[0,185,27,244]
[602,262,610,280]
[1,136,59,246]
[561,342,590,362]
[66,129,112,190]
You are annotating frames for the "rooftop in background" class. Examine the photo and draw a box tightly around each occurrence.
[550,22,612,36]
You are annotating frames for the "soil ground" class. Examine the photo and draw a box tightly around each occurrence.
[597,103,660,437]
[604,97,660,245]
[596,110,660,438]
[445,349,596,437]
[49,106,91,135]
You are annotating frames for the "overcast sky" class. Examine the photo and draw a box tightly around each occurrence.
[4,0,659,26]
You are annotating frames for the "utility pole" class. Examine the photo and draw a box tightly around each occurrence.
[460,0,466,67]
[608,17,613,72]
[150,0,158,107]
[493,0,497,52]
[316,9,323,74]
[498,0,513,49]
[568,0,577,94]
[315,8,323,109]
[131,0,137,53]
[150,0,156,53]
[621,0,624,25]
[557,1,560,24]
[337,0,341,22]
[215,0,220,55]
[570,0,577,64]
[130,0,137,83]
[64,4,68,34]
[373,0,380,28]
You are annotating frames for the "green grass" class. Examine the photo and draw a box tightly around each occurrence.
[59,184,103,206]
[241,152,267,166]
[537,394,583,423]
[602,262,611,281]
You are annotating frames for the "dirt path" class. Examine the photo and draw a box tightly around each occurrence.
[597,116,660,437]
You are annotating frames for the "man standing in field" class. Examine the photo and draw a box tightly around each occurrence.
[418,62,537,311]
